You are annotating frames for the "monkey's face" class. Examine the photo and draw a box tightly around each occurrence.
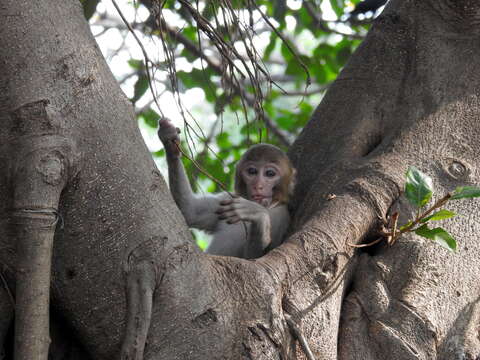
[241,161,282,207]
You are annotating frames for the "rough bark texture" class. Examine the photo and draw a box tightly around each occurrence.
[289,1,480,358]
[0,0,479,359]
[0,0,190,358]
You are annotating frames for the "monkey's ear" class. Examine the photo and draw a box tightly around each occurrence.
[288,168,297,196]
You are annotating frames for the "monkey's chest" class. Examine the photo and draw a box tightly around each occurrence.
[208,220,251,257]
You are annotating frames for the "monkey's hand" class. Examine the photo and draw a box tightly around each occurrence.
[158,118,181,159]
[216,197,269,225]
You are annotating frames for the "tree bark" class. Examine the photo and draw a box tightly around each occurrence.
[289,1,480,358]
[0,0,480,359]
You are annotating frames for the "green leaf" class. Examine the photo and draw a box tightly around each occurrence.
[177,69,216,102]
[420,209,456,223]
[285,55,310,77]
[140,108,160,128]
[216,132,232,148]
[182,26,198,42]
[128,59,144,71]
[297,7,313,30]
[273,0,287,23]
[152,149,165,158]
[399,221,413,231]
[336,45,352,67]
[276,115,295,131]
[280,42,293,62]
[263,34,277,61]
[313,44,336,57]
[311,61,327,84]
[329,0,344,17]
[405,166,434,207]
[132,74,149,104]
[414,224,457,252]
[451,186,480,200]
[214,94,229,115]
[196,237,208,251]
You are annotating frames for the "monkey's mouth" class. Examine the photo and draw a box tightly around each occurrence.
[252,195,272,206]
[251,195,265,201]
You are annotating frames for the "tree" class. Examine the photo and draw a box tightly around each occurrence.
[1,0,480,359]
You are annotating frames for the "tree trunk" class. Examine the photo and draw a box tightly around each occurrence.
[1,0,480,359]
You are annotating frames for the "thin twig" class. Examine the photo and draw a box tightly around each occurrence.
[253,2,311,88]
[282,86,330,96]
[174,141,232,196]
[189,118,221,186]
[349,237,382,248]
[284,314,316,360]
[398,193,452,235]
[111,0,165,118]
[388,212,399,245]
[158,19,291,146]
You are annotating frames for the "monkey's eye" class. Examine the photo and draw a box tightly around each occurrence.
[247,167,258,175]
[265,169,277,177]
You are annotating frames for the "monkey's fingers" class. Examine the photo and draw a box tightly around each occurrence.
[226,216,241,224]
[215,207,228,214]
[217,209,238,220]
[158,131,179,144]
[229,203,257,216]
[158,119,181,138]
[158,118,170,127]
[219,199,234,206]
[216,205,236,215]
[260,198,270,207]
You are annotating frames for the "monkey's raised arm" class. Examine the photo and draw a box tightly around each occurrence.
[158,119,221,232]
[159,133,293,258]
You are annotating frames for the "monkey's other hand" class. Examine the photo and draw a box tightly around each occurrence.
[158,118,181,158]
[217,197,269,224]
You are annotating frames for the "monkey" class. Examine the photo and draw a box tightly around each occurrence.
[158,118,295,259]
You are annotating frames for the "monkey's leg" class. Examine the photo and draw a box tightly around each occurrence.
[120,245,157,360]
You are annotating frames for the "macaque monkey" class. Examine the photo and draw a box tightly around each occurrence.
[158,118,295,259]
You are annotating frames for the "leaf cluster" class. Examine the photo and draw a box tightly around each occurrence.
[388,166,480,252]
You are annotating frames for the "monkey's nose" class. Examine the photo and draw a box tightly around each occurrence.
[253,182,263,190]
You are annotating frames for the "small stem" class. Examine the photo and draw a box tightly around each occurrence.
[349,237,383,248]
[388,212,399,245]
[398,193,452,236]
[285,314,317,360]
[350,192,453,249]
